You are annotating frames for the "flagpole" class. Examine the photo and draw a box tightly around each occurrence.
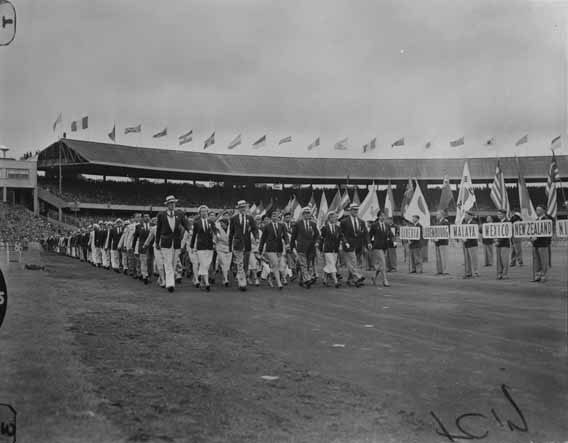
[58,140,62,195]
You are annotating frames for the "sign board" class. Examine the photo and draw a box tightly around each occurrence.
[450,224,479,240]
[399,226,421,240]
[423,225,450,240]
[482,222,512,239]
[512,220,553,238]
[556,219,568,238]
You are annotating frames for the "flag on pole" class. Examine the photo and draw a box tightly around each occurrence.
[260,198,273,217]
[359,182,380,222]
[124,124,141,134]
[551,135,561,152]
[316,191,329,227]
[178,130,193,145]
[328,187,342,213]
[485,137,495,146]
[278,136,292,145]
[292,195,303,221]
[546,152,561,218]
[455,161,476,224]
[71,121,77,132]
[391,137,404,148]
[153,127,167,138]
[405,180,430,225]
[515,134,528,146]
[352,188,361,205]
[334,138,349,150]
[227,134,242,150]
[81,116,88,129]
[489,161,510,216]
[283,196,294,214]
[363,137,377,152]
[384,181,395,218]
[450,136,464,147]
[108,125,116,142]
[336,189,351,219]
[252,135,266,149]
[400,177,414,220]
[307,137,320,150]
[437,175,455,212]
[53,112,62,132]
[249,203,258,216]
[425,141,432,149]
[517,160,536,221]
[203,132,215,149]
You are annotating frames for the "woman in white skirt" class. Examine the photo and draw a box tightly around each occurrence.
[190,205,217,291]
[182,225,200,288]
[215,212,233,287]
[319,211,341,288]
[248,215,263,286]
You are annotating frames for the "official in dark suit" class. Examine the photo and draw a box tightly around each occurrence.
[229,200,259,290]
[190,205,217,291]
[434,210,450,274]
[340,204,367,286]
[368,210,392,287]
[531,205,552,282]
[282,212,296,282]
[495,208,510,279]
[319,211,341,287]
[258,209,287,289]
[155,195,191,292]
[290,207,320,288]
[133,213,153,284]
[386,217,398,272]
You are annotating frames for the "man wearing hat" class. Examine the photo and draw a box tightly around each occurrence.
[258,208,287,290]
[190,205,217,291]
[495,208,510,280]
[101,221,112,270]
[408,215,423,274]
[108,219,124,272]
[434,210,450,275]
[290,206,320,288]
[339,203,367,287]
[368,210,392,287]
[462,210,480,278]
[117,220,130,274]
[93,222,106,267]
[155,195,191,292]
[229,200,259,291]
[143,217,166,288]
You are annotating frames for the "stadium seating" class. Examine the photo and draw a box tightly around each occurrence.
[0,204,63,244]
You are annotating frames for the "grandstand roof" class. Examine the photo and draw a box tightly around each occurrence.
[38,138,568,184]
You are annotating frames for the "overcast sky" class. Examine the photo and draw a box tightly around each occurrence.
[0,0,566,159]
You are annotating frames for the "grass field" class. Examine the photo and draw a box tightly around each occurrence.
[0,243,566,443]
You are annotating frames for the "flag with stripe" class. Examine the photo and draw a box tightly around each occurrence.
[278,136,292,145]
[336,189,351,219]
[328,187,342,213]
[391,137,404,148]
[227,134,241,150]
[307,137,320,150]
[405,179,430,225]
[400,177,414,220]
[178,130,193,145]
[450,136,464,147]
[153,127,167,138]
[252,135,266,149]
[485,137,495,146]
[124,124,141,134]
[551,135,561,152]
[359,182,380,222]
[517,160,536,221]
[455,161,476,224]
[203,132,215,149]
[489,161,510,217]
[53,112,62,132]
[384,181,395,218]
[334,138,349,150]
[316,191,328,227]
[108,125,116,142]
[515,134,528,146]
[546,152,560,218]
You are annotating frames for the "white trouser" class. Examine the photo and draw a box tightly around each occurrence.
[160,247,181,288]
[111,250,120,269]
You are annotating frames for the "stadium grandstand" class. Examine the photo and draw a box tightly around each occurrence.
[34,138,568,227]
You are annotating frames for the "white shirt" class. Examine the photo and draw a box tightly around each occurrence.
[167,211,175,231]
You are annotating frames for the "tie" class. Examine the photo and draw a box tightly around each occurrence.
[273,223,277,235]
[305,221,308,233]
[330,224,334,234]
[353,217,358,233]
[203,219,207,232]
[242,215,246,234]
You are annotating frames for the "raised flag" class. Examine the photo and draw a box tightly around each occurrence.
[405,180,430,226]
[400,177,414,220]
[551,135,561,152]
[71,121,77,132]
[249,203,258,216]
[517,159,536,221]
[336,189,351,219]
[391,137,404,148]
[178,130,193,145]
[369,138,376,150]
[425,141,432,149]
[455,161,476,224]
[437,175,455,212]
[489,161,510,217]
[124,124,141,134]
[316,191,329,227]
[450,136,464,147]
[292,195,303,221]
[52,112,62,132]
[278,136,292,145]
[203,132,215,149]
[227,134,242,150]
[260,198,273,217]
[485,137,495,146]
[359,182,380,222]
[153,127,167,138]
[307,137,320,150]
[362,143,369,153]
[108,125,116,142]
[546,152,561,218]
[352,188,361,205]
[328,187,342,213]
[384,181,395,218]
[81,116,88,130]
[515,135,528,146]
[334,138,349,150]
[283,196,294,214]
[252,135,266,149]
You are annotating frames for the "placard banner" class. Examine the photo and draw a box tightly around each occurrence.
[399,226,421,240]
[512,220,553,238]
[423,225,449,240]
[482,222,512,239]
[450,224,479,240]
[556,219,568,238]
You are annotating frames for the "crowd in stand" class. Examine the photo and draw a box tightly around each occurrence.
[0,204,62,245]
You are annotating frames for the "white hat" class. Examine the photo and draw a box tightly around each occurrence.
[302,206,312,213]
[164,195,178,205]
[349,204,359,210]
[115,218,123,224]
[237,200,247,207]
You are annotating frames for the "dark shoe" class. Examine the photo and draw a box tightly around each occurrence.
[224,282,229,287]
[383,282,391,287]
[206,285,210,292]
[239,286,247,292]
[278,285,283,291]
[497,275,503,280]
[144,277,149,284]
[530,278,541,282]
[167,286,174,293]
[175,278,182,284]
[194,282,200,288]
[357,276,365,284]
[335,282,340,288]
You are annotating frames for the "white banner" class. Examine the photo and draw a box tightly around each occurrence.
[512,220,553,238]
[450,224,479,240]
[423,225,449,240]
[482,222,512,239]
[556,219,568,238]
[400,226,421,240]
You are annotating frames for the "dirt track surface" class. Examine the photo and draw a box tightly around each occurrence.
[0,245,567,443]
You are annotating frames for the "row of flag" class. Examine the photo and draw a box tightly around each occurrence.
[52,114,556,152]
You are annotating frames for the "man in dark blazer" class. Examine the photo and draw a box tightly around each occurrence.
[368,210,392,287]
[229,200,259,291]
[155,195,191,292]
[190,205,217,291]
[320,210,341,287]
[495,208,510,280]
[462,210,480,278]
[108,219,124,272]
[339,204,367,287]
[290,207,320,288]
[531,205,552,282]
[133,213,153,284]
[258,209,287,290]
